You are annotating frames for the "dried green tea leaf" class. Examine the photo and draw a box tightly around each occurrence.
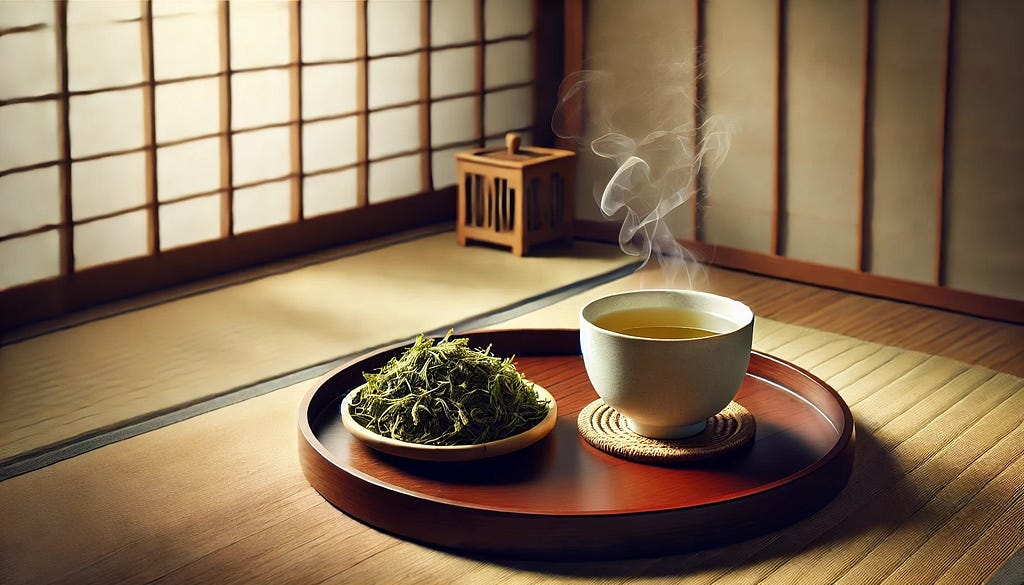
[349,332,549,446]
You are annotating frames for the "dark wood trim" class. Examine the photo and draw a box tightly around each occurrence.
[1,190,457,332]
[936,0,954,286]
[574,219,1024,324]
[858,0,874,273]
[55,0,73,279]
[773,0,787,256]
[532,0,564,148]
[141,0,160,254]
[693,0,707,241]
[289,0,304,221]
[556,0,583,152]
[218,1,234,237]
[419,0,432,192]
[356,0,369,207]
[474,0,485,146]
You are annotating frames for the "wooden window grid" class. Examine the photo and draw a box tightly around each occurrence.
[0,0,552,331]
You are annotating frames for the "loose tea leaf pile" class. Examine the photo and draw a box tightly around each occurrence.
[349,333,550,446]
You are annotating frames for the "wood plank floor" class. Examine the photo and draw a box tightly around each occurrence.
[695,265,1024,377]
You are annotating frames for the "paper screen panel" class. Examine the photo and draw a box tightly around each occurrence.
[0,168,60,237]
[303,63,359,119]
[232,69,292,130]
[159,194,221,250]
[485,40,531,88]
[155,78,221,143]
[0,14,57,100]
[431,146,463,190]
[432,0,476,46]
[74,211,148,269]
[301,0,358,63]
[431,97,476,147]
[583,0,698,241]
[369,155,421,203]
[70,152,146,221]
[368,55,421,110]
[485,0,531,38]
[701,0,777,254]
[0,0,51,28]
[157,138,221,202]
[431,48,477,98]
[65,1,142,92]
[368,106,421,159]
[0,231,60,289]
[304,169,359,218]
[70,152,145,223]
[782,0,865,269]
[69,89,145,159]
[944,0,1024,301]
[303,117,359,173]
[867,0,945,284]
[367,1,420,56]
[0,102,59,171]
[233,180,292,234]
[230,1,291,70]
[232,127,293,186]
[483,87,532,136]
[151,0,220,80]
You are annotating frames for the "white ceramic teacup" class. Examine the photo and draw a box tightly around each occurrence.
[579,289,755,439]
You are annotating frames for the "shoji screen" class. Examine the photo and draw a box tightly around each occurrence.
[0,0,542,331]
[568,0,1023,322]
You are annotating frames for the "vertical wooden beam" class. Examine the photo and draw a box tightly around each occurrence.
[936,0,954,286]
[289,0,304,221]
[557,0,584,152]
[475,0,485,145]
[54,0,74,279]
[773,0,787,256]
[218,1,234,237]
[419,0,432,192]
[858,0,875,273]
[141,0,160,254]
[692,0,706,242]
[356,0,369,207]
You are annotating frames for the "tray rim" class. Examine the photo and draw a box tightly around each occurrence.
[297,328,856,556]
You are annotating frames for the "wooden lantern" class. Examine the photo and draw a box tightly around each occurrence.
[455,133,576,256]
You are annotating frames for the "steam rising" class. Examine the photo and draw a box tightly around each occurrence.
[552,66,731,287]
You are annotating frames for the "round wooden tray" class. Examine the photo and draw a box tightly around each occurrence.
[298,329,855,560]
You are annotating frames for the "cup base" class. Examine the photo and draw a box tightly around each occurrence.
[624,418,708,440]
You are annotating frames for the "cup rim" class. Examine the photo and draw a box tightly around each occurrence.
[579,289,754,341]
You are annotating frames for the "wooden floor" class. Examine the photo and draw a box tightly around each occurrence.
[695,265,1023,378]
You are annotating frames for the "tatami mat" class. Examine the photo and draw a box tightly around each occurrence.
[1,314,1020,584]
[0,232,635,464]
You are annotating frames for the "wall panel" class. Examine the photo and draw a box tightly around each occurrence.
[944,0,1024,300]
[582,0,698,240]
[702,0,777,254]
[868,0,946,284]
[782,0,866,269]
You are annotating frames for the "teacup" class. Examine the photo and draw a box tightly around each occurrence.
[579,289,754,439]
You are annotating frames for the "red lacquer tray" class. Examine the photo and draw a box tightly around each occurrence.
[298,329,855,559]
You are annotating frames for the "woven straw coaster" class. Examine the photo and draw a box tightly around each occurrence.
[577,400,756,464]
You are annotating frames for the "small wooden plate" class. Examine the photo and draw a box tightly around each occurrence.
[341,384,557,462]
